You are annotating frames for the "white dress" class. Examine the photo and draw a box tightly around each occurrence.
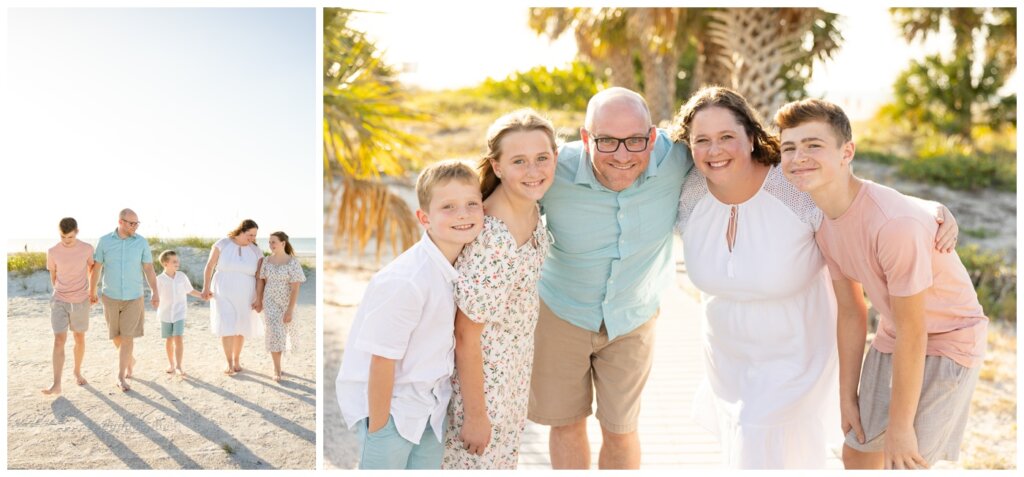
[676,165,841,469]
[209,237,264,338]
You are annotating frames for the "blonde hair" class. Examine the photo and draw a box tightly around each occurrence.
[478,109,558,201]
[158,249,177,264]
[415,160,479,210]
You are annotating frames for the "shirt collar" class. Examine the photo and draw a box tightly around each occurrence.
[108,228,138,241]
[418,232,459,284]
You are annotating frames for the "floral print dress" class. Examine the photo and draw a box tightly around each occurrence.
[442,212,550,470]
[259,256,306,353]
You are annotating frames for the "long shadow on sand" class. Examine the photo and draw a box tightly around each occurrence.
[231,371,315,405]
[130,378,273,469]
[82,385,202,469]
[47,396,152,470]
[181,376,315,444]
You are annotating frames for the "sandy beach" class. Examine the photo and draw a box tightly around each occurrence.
[6,249,317,470]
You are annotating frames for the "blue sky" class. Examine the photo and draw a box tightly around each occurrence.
[4,8,317,240]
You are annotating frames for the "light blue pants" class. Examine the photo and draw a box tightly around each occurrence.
[357,415,444,469]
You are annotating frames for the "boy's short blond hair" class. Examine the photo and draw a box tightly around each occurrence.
[415,159,479,210]
[158,250,178,264]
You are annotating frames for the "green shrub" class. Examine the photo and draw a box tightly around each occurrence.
[8,252,47,275]
[899,135,1016,191]
[957,245,1016,323]
[471,61,602,112]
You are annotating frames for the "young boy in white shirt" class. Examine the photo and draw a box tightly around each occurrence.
[336,160,484,469]
[156,250,204,376]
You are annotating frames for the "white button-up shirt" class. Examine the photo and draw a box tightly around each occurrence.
[156,271,195,323]
[336,233,458,444]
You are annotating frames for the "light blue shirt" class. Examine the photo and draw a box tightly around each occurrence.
[94,229,153,301]
[538,129,693,340]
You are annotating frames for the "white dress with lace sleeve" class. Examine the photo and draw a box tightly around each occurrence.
[675,165,840,469]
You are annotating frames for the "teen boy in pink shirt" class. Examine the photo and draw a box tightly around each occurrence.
[42,217,95,395]
[776,99,987,470]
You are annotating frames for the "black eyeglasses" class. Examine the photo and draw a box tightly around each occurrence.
[591,129,652,153]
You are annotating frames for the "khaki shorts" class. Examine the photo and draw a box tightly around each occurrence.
[50,299,90,334]
[528,300,658,434]
[845,347,981,464]
[101,295,145,339]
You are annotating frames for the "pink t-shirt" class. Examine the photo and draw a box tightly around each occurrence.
[46,240,95,303]
[815,180,987,368]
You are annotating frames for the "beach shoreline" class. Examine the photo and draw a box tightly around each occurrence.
[6,249,318,470]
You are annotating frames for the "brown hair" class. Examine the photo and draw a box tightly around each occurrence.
[270,231,295,256]
[158,249,177,264]
[58,217,78,235]
[774,98,853,145]
[670,86,781,166]
[228,219,259,238]
[478,109,559,201]
[415,160,479,210]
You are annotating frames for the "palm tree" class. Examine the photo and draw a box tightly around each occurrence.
[324,9,423,263]
[887,8,1016,139]
[529,7,843,124]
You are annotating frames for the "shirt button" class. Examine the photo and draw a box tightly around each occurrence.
[618,213,624,219]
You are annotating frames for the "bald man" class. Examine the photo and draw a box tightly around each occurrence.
[90,208,159,392]
[528,88,694,469]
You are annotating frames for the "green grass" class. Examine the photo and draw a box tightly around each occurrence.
[957,245,1016,323]
[854,120,1016,192]
[148,236,216,252]
[7,252,47,276]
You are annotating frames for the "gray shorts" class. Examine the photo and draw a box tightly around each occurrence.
[50,299,90,334]
[845,347,980,463]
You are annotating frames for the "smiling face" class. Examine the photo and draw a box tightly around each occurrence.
[118,211,140,237]
[492,129,557,202]
[237,227,258,245]
[780,120,855,193]
[688,106,756,188]
[416,178,484,247]
[268,234,283,253]
[582,98,655,192]
[162,255,180,273]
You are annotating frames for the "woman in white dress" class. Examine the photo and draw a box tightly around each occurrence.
[671,87,958,468]
[202,219,264,375]
[672,87,841,468]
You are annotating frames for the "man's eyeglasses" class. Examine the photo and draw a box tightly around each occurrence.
[591,130,652,153]
[121,219,140,227]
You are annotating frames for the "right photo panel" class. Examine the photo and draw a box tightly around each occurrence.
[322,4,1017,471]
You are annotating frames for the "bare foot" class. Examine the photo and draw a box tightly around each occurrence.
[75,374,88,386]
[166,366,175,374]
[175,368,186,377]
[233,365,243,373]
[273,373,282,382]
[41,384,62,396]
[224,366,236,376]
[126,358,137,379]
[117,378,131,393]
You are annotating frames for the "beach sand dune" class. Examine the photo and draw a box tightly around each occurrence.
[7,271,317,470]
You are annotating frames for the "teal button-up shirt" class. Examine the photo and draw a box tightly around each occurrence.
[94,229,153,301]
[538,129,693,340]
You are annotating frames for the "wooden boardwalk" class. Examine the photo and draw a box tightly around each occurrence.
[517,241,845,469]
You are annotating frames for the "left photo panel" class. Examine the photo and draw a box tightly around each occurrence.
[5,8,317,469]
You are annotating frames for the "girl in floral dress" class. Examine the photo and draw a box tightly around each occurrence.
[441,110,558,469]
[256,231,306,382]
